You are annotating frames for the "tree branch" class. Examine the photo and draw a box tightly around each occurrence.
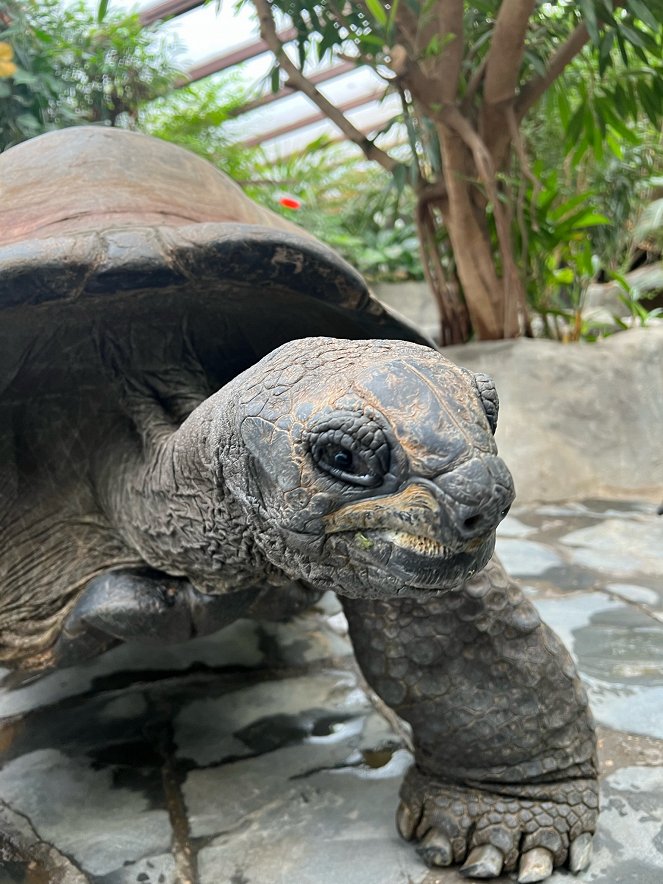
[389,45,442,115]
[516,20,590,117]
[432,0,464,103]
[461,54,488,111]
[438,106,529,333]
[517,0,626,118]
[250,0,398,173]
[483,0,536,105]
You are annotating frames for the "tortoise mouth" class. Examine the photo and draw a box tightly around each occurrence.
[345,528,495,590]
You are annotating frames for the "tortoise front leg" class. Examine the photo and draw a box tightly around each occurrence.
[341,557,598,882]
[46,569,259,670]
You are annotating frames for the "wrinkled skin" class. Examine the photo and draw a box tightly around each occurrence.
[1,337,598,880]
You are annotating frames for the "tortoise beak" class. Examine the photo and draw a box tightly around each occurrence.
[323,467,512,552]
[321,460,514,590]
[323,483,440,540]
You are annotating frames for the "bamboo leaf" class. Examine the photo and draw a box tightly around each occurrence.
[579,0,600,44]
[387,0,400,34]
[571,212,612,228]
[365,0,388,27]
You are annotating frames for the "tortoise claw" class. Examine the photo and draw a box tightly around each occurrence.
[518,847,554,882]
[569,832,593,873]
[395,801,417,841]
[416,829,453,866]
[460,844,504,878]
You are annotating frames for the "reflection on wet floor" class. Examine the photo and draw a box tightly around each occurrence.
[0,500,661,884]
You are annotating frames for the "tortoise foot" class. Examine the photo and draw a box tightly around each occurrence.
[46,569,259,669]
[398,766,598,880]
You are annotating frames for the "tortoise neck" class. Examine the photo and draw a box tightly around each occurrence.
[105,389,277,594]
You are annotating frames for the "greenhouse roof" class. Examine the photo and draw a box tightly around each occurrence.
[123,0,398,157]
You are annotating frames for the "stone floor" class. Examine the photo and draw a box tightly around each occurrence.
[0,499,661,884]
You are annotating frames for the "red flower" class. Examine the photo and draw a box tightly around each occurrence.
[279,196,301,210]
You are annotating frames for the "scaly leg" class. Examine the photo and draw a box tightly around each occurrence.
[342,557,598,882]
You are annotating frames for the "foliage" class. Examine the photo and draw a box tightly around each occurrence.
[138,77,263,184]
[240,0,663,341]
[609,269,663,332]
[240,141,425,281]
[0,0,180,150]
[518,169,609,313]
[2,0,661,340]
[634,179,663,250]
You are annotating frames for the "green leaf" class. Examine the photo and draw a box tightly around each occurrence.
[571,135,590,166]
[579,0,600,44]
[619,24,647,49]
[365,0,388,27]
[15,112,41,132]
[608,270,631,292]
[637,80,661,126]
[566,101,586,143]
[97,0,110,23]
[553,268,575,284]
[615,31,630,65]
[605,131,624,158]
[10,69,40,86]
[591,120,605,162]
[32,28,54,43]
[549,193,592,221]
[392,163,407,194]
[612,315,630,330]
[571,212,612,228]
[270,64,280,94]
[598,31,614,77]
[556,86,571,128]
[387,0,400,33]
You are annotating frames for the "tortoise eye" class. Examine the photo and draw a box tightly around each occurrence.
[311,434,384,488]
[308,413,390,488]
[333,447,354,471]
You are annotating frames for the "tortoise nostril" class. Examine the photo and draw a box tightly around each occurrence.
[463,514,483,531]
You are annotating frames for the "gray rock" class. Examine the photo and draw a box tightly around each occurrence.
[0,749,172,876]
[495,538,564,576]
[561,519,663,577]
[444,327,663,503]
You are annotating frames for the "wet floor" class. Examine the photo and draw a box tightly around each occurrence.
[0,499,661,884]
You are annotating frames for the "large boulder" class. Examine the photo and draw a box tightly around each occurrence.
[445,327,663,502]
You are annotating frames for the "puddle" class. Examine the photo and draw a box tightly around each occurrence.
[360,746,398,769]
[234,710,359,754]
[573,608,663,687]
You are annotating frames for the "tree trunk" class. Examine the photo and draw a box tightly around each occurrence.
[437,128,514,339]
[415,191,470,346]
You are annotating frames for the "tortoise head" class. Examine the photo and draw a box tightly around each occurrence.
[222,338,515,598]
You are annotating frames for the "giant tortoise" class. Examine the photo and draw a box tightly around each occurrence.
[0,127,598,882]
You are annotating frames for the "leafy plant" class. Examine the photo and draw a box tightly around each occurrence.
[0,0,181,149]
[634,178,663,250]
[138,76,263,183]
[237,0,663,342]
[609,269,663,330]
[238,141,426,281]
[516,168,612,340]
